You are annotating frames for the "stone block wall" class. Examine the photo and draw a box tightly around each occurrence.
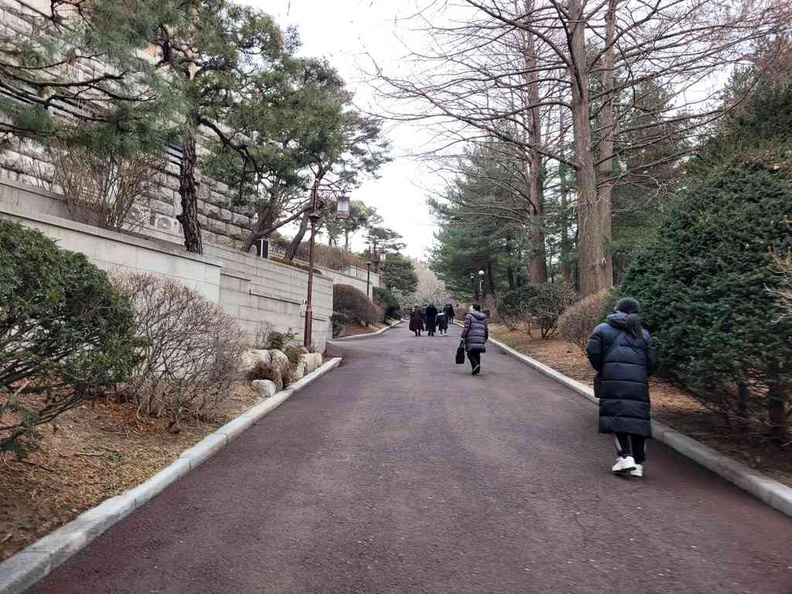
[0,180,334,351]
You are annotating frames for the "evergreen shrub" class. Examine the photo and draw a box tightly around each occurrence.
[0,220,138,456]
[372,286,400,321]
[617,163,792,442]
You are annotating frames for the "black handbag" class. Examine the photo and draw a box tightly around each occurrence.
[455,340,466,364]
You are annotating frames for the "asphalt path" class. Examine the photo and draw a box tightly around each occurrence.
[29,326,792,594]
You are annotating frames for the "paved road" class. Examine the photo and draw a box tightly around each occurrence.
[29,326,792,594]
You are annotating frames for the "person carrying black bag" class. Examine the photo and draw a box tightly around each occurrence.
[460,304,488,375]
[586,297,657,478]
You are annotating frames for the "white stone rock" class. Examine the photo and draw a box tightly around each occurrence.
[252,379,277,398]
[300,353,315,374]
[294,358,307,380]
[269,349,289,368]
[240,349,271,371]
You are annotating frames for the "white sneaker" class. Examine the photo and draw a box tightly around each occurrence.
[611,456,636,474]
[630,464,644,477]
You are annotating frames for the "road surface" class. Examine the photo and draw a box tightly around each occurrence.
[29,326,792,593]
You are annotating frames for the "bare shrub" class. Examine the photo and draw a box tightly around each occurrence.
[113,272,247,429]
[247,361,283,391]
[51,144,164,231]
[558,290,610,353]
[252,321,275,349]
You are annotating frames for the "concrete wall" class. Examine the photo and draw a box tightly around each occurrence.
[0,180,334,350]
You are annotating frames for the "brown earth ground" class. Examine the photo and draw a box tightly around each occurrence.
[0,384,261,562]
[490,325,792,489]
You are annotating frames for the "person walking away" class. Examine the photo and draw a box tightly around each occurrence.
[409,305,424,337]
[444,303,455,326]
[425,303,438,337]
[437,311,448,335]
[586,297,657,478]
[460,304,488,375]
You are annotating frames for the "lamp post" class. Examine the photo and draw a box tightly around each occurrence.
[366,261,372,300]
[303,182,348,349]
[470,273,477,303]
[478,269,485,299]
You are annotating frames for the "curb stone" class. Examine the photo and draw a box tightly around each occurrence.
[329,319,402,342]
[487,335,792,519]
[0,357,342,594]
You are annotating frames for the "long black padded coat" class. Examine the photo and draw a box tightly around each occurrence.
[461,310,488,353]
[586,312,657,437]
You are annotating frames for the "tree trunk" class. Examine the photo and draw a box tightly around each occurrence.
[522,1,548,284]
[767,360,789,444]
[596,0,617,289]
[487,261,497,298]
[285,212,309,261]
[177,124,203,255]
[568,0,611,296]
[558,109,572,285]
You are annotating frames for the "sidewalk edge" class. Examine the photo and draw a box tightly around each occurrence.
[0,357,342,594]
[489,336,792,519]
[329,319,402,341]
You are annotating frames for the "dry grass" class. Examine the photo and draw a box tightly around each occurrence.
[0,383,260,562]
[342,322,386,337]
[490,324,792,488]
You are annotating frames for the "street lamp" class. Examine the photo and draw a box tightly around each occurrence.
[478,269,485,299]
[470,273,476,302]
[366,261,372,300]
[304,183,348,348]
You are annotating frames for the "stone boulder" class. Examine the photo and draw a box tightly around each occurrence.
[252,379,277,398]
[294,358,308,381]
[240,349,271,372]
[269,349,290,370]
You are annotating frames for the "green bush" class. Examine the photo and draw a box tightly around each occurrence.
[330,311,349,338]
[264,329,296,350]
[0,220,138,456]
[618,163,792,442]
[372,286,400,321]
[333,284,382,326]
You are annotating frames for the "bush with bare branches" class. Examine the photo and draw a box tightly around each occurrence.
[113,273,246,429]
[51,145,164,231]
[558,291,610,353]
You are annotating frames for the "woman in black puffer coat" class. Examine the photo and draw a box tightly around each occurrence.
[586,297,657,478]
[460,304,488,375]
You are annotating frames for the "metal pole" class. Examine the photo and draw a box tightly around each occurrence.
[366,262,371,300]
[303,182,319,348]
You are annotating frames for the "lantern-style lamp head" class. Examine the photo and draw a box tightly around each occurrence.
[336,192,350,218]
[478,269,485,277]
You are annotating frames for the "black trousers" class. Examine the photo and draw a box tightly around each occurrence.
[468,350,481,370]
[614,433,647,464]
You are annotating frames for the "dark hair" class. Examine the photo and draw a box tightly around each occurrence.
[615,297,643,339]
[472,303,482,311]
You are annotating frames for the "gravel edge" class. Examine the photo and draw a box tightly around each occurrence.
[0,357,343,594]
[329,319,403,341]
[489,336,792,519]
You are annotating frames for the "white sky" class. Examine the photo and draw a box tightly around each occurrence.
[242,0,442,259]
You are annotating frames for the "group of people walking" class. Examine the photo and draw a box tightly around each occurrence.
[406,295,657,479]
[409,303,455,337]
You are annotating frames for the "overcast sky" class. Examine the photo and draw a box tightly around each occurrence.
[241,0,441,260]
